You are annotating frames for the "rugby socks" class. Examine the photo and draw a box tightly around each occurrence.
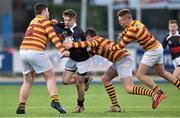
[51,95,59,102]
[18,102,26,109]
[77,99,84,107]
[133,86,154,97]
[152,86,161,93]
[105,84,119,106]
[174,80,180,89]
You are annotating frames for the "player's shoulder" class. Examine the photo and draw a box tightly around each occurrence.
[164,34,170,40]
[133,20,144,29]
[36,17,50,24]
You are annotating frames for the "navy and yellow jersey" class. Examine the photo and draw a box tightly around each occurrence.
[54,23,89,62]
[20,15,65,53]
[162,33,180,60]
[109,20,160,51]
[70,36,129,63]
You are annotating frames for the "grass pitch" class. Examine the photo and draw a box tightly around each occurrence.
[0,82,180,117]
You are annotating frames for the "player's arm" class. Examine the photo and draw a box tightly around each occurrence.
[72,39,100,48]
[63,38,100,49]
[108,30,133,50]
[42,19,65,53]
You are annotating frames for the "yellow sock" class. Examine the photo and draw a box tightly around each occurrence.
[133,86,154,97]
[51,95,59,102]
[105,84,119,106]
[174,80,180,89]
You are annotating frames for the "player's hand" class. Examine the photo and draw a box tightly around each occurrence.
[62,50,70,57]
[51,19,58,25]
[59,31,67,39]
[63,42,73,50]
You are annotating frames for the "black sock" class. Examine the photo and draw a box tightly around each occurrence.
[77,99,84,107]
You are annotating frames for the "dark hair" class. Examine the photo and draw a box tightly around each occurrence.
[117,9,132,19]
[34,3,48,15]
[85,28,97,37]
[63,9,76,18]
[169,19,178,25]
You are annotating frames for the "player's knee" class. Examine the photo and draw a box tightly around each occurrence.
[136,71,141,78]
[101,76,110,84]
[136,70,146,79]
[157,70,166,77]
[62,79,70,85]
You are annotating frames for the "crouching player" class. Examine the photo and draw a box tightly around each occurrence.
[63,28,165,111]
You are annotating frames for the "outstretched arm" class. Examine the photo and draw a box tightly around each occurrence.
[63,37,100,49]
[105,30,133,50]
[42,19,65,53]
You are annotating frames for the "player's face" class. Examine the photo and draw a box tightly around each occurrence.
[169,23,178,35]
[43,8,49,18]
[63,16,76,28]
[118,16,128,28]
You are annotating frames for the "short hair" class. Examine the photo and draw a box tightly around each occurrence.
[34,3,48,15]
[117,9,132,19]
[85,28,97,37]
[63,9,77,18]
[169,19,178,25]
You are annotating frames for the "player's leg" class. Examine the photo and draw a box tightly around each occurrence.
[136,63,158,89]
[62,70,76,84]
[137,47,167,109]
[117,56,154,98]
[84,75,93,91]
[42,68,66,113]
[136,49,163,92]
[62,58,77,85]
[16,71,35,114]
[16,50,35,114]
[32,51,66,113]
[101,66,121,112]
[73,73,86,113]
[155,64,180,89]
[174,67,180,80]
[73,59,90,113]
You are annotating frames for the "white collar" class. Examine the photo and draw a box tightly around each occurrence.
[169,31,179,36]
[70,23,77,33]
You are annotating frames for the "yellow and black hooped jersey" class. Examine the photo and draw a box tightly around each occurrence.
[109,20,160,51]
[20,15,65,53]
[71,36,129,63]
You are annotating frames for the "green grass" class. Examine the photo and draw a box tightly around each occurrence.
[0,83,180,117]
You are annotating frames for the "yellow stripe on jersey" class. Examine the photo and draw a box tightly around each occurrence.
[110,20,160,51]
[70,36,129,63]
[20,15,65,53]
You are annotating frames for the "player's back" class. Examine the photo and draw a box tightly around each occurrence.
[20,15,50,51]
[122,20,160,51]
[92,36,129,63]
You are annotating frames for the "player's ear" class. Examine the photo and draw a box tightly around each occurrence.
[86,35,90,40]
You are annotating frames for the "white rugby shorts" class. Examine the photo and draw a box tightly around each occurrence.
[141,45,164,66]
[173,56,180,67]
[112,55,133,79]
[19,50,52,74]
[65,58,90,74]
